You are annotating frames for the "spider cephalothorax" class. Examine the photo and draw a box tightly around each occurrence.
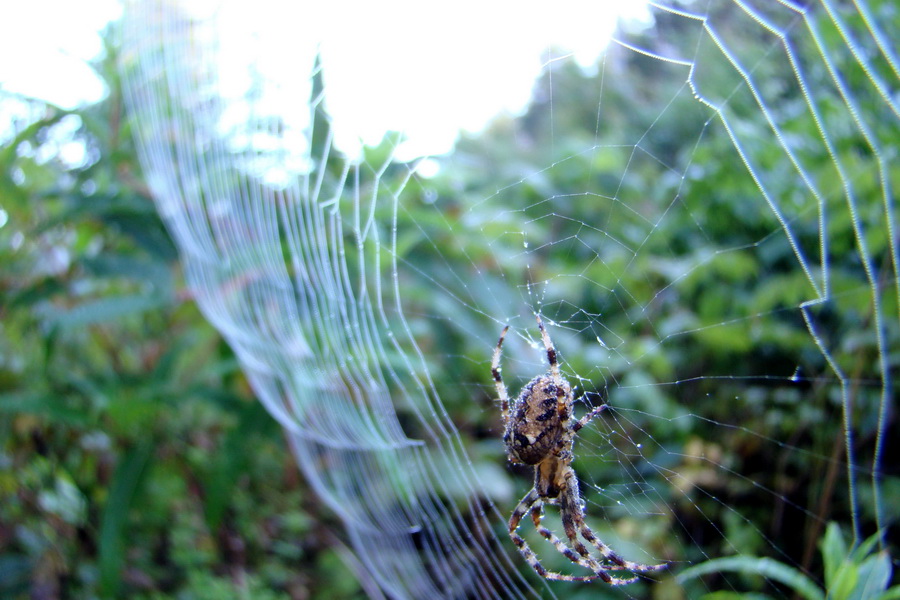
[492,315,666,585]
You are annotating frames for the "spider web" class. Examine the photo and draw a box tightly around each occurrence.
[119,1,898,598]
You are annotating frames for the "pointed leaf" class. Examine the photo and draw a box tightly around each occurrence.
[676,556,824,600]
[829,562,859,600]
[822,523,849,591]
[852,552,891,599]
[98,441,154,597]
[0,391,90,426]
[872,588,900,600]
[48,293,171,328]
[850,530,886,564]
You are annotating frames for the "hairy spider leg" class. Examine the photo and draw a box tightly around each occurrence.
[509,488,601,582]
[529,505,630,574]
[492,325,510,425]
[557,471,642,585]
[572,404,607,434]
[546,403,640,582]
[534,315,575,432]
[562,470,668,576]
[535,315,560,379]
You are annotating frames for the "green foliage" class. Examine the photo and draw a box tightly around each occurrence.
[98,442,154,596]
[402,5,897,594]
[676,523,898,600]
[0,32,363,600]
[143,571,291,600]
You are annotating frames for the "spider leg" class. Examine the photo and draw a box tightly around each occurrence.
[492,325,510,426]
[557,483,630,585]
[509,488,600,582]
[572,404,607,433]
[535,315,560,379]
[563,470,668,577]
[529,505,620,574]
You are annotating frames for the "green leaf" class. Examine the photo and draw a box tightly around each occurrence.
[0,391,90,426]
[676,556,824,600]
[822,522,849,592]
[872,588,900,600]
[201,401,274,531]
[98,441,154,597]
[48,293,171,328]
[700,592,774,600]
[850,530,886,564]
[852,552,891,599]
[82,254,172,286]
[829,562,859,600]
[4,277,67,310]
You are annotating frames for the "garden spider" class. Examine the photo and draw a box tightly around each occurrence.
[492,315,666,585]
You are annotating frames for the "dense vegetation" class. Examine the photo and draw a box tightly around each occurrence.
[0,39,366,600]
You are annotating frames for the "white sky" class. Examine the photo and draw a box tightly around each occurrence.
[0,0,122,107]
[0,0,649,158]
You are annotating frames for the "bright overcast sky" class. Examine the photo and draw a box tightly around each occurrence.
[0,0,122,107]
[1,0,649,158]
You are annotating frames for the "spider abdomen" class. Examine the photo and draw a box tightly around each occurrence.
[503,374,571,465]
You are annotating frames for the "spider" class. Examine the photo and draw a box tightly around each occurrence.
[492,315,666,585]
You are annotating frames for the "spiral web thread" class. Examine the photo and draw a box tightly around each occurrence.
[119,4,532,598]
